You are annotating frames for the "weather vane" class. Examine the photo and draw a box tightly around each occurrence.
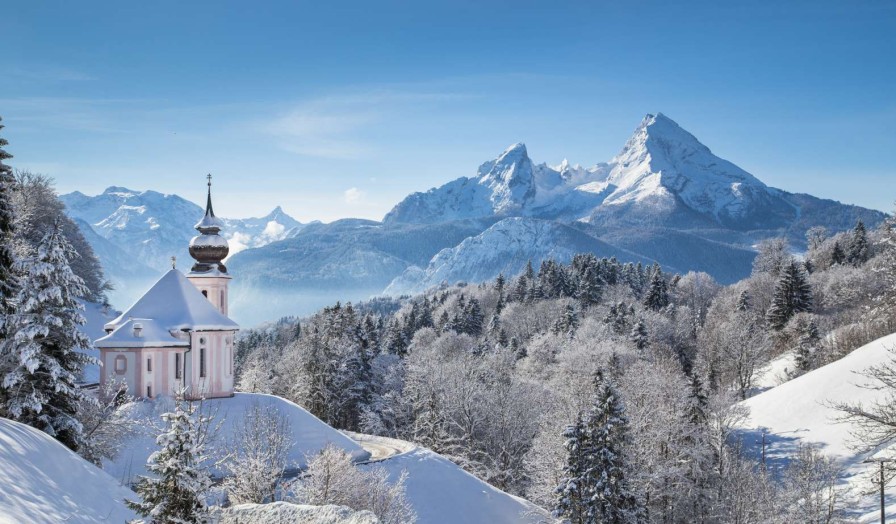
[207,173,212,187]
[171,256,176,269]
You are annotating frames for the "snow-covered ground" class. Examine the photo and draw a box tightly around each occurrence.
[105,392,369,485]
[348,432,549,524]
[750,349,796,395]
[736,332,896,520]
[0,417,138,524]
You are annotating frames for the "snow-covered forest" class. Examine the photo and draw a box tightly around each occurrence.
[233,212,896,521]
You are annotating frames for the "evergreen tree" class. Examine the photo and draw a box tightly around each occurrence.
[794,318,820,374]
[127,395,212,523]
[464,298,484,337]
[1,225,96,451]
[735,289,751,312]
[830,241,846,266]
[576,265,603,309]
[555,370,641,523]
[629,318,649,351]
[848,220,869,266]
[643,265,669,311]
[552,304,580,336]
[766,260,813,330]
[0,116,17,318]
[555,415,590,524]
[495,272,506,295]
[0,117,18,416]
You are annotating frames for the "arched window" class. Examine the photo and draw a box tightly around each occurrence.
[199,346,206,378]
[220,289,225,309]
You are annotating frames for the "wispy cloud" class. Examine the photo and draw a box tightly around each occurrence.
[261,89,472,158]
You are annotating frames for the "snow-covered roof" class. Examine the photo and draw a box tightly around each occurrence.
[95,318,189,348]
[103,269,238,336]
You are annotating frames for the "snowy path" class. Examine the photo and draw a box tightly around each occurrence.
[342,431,416,462]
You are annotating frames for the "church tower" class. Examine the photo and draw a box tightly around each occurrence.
[187,175,232,316]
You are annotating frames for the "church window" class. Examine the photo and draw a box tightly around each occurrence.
[175,353,182,379]
[147,357,152,372]
[146,385,152,398]
[115,355,127,374]
[200,346,206,378]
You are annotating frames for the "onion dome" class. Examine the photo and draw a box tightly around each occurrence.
[189,175,229,273]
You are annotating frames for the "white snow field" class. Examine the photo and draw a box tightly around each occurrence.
[0,417,138,524]
[737,332,896,520]
[105,392,370,485]
[349,432,549,524]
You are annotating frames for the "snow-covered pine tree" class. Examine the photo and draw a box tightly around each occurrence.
[127,394,213,523]
[0,116,18,416]
[583,370,641,523]
[794,318,820,374]
[766,260,813,330]
[830,241,846,266]
[0,116,17,318]
[576,264,603,309]
[735,289,750,312]
[555,415,590,524]
[643,264,669,311]
[555,370,641,524]
[1,224,96,451]
[848,220,869,266]
[629,317,649,351]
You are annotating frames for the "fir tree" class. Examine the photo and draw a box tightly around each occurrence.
[766,260,813,330]
[643,264,669,311]
[794,318,820,374]
[495,272,506,295]
[848,220,869,266]
[555,370,641,523]
[127,395,213,523]
[629,317,649,351]
[0,116,17,318]
[735,289,751,312]
[830,241,846,266]
[555,415,590,524]
[576,264,603,310]
[1,225,97,451]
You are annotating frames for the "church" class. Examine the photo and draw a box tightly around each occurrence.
[96,178,238,400]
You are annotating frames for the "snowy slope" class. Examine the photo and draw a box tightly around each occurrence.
[212,502,380,523]
[105,392,370,485]
[354,437,548,524]
[736,332,896,518]
[0,417,138,524]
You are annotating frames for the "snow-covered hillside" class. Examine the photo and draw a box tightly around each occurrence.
[105,392,369,485]
[736,333,896,519]
[0,417,138,523]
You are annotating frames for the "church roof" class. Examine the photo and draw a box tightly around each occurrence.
[95,318,189,348]
[102,269,239,337]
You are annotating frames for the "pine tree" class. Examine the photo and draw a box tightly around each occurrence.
[127,395,212,523]
[629,317,649,351]
[1,225,97,451]
[555,371,642,523]
[848,220,869,266]
[0,116,17,318]
[794,318,820,374]
[766,260,813,330]
[643,265,669,311]
[735,289,751,312]
[577,265,603,309]
[495,272,506,295]
[555,415,590,524]
[830,241,846,266]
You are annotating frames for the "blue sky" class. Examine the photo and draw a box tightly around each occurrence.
[2,0,894,221]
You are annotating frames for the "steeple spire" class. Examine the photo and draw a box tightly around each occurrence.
[205,173,215,218]
[189,175,229,273]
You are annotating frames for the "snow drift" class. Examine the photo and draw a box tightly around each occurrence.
[0,417,138,524]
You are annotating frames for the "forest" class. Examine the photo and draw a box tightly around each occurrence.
[234,215,896,522]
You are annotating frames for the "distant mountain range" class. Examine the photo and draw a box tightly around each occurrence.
[63,114,887,325]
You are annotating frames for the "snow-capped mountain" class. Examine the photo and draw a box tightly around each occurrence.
[374,113,885,297]
[387,114,806,230]
[60,187,306,310]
